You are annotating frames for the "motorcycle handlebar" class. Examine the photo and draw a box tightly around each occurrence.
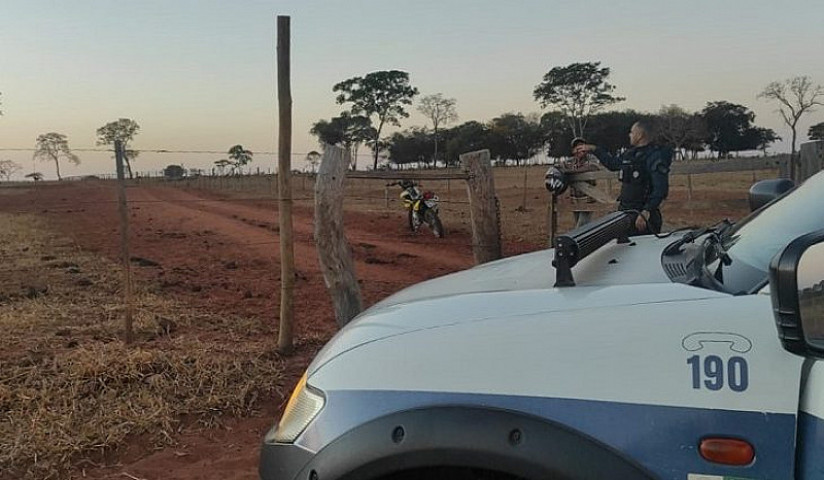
[386,180,419,187]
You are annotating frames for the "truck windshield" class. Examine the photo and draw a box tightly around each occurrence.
[713,171,824,293]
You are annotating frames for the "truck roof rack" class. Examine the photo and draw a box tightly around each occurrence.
[553,211,632,287]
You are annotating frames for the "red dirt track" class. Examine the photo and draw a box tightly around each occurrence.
[2,181,531,479]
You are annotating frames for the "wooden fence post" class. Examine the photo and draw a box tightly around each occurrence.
[276,15,295,353]
[114,140,134,344]
[520,164,528,211]
[460,149,501,264]
[799,140,824,183]
[687,174,693,202]
[315,146,363,327]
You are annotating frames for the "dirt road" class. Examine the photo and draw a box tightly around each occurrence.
[2,181,521,479]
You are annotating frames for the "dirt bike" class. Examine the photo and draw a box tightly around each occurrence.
[387,180,445,238]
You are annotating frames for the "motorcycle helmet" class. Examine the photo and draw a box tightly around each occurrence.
[544,166,568,195]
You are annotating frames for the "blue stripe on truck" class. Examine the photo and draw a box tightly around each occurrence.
[798,412,824,480]
[303,390,797,480]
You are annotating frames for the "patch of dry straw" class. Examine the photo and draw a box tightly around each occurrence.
[0,214,285,479]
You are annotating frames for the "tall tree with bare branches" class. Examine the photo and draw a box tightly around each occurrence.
[758,76,824,180]
[657,105,707,160]
[0,159,22,181]
[417,94,458,166]
[34,133,80,181]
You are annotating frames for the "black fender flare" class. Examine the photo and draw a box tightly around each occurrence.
[260,406,657,480]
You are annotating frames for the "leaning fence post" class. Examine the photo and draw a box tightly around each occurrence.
[315,146,363,327]
[114,140,134,344]
[460,149,501,264]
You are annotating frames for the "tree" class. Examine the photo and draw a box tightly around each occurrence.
[305,151,321,173]
[0,160,22,181]
[227,145,253,174]
[310,118,344,146]
[586,110,649,155]
[333,70,419,170]
[33,133,79,180]
[809,122,824,141]
[387,129,435,168]
[758,76,824,179]
[214,159,231,175]
[417,94,458,167]
[700,101,765,158]
[25,172,44,182]
[443,121,491,167]
[747,127,781,156]
[309,113,374,170]
[656,105,707,160]
[487,113,545,166]
[96,118,140,178]
[533,61,624,138]
[540,111,574,159]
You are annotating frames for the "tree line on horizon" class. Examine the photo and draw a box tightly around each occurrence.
[310,62,824,174]
[2,63,823,181]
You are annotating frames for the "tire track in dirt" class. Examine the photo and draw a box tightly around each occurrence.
[135,185,476,271]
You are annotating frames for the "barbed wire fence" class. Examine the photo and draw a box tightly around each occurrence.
[0,145,803,265]
[0,147,793,248]
[0,149,507,257]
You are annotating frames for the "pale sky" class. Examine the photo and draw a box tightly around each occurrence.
[1,0,823,179]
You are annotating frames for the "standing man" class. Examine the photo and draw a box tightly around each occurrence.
[561,137,600,228]
[573,120,672,234]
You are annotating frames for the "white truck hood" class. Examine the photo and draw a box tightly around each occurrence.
[308,234,717,376]
[374,234,674,309]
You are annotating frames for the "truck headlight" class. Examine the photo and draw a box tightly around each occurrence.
[265,373,325,444]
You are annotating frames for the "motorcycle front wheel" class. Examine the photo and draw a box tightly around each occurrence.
[407,208,418,232]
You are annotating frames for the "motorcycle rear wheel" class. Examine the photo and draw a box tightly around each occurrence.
[425,210,445,238]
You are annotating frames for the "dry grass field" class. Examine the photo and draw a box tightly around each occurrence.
[0,215,286,479]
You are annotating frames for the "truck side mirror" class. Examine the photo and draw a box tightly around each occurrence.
[748,178,794,212]
[769,231,824,357]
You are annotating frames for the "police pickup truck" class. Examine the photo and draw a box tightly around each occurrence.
[261,170,824,480]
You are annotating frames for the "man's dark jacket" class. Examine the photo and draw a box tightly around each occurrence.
[591,144,673,212]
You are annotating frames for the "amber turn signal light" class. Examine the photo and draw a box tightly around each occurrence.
[699,438,755,466]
